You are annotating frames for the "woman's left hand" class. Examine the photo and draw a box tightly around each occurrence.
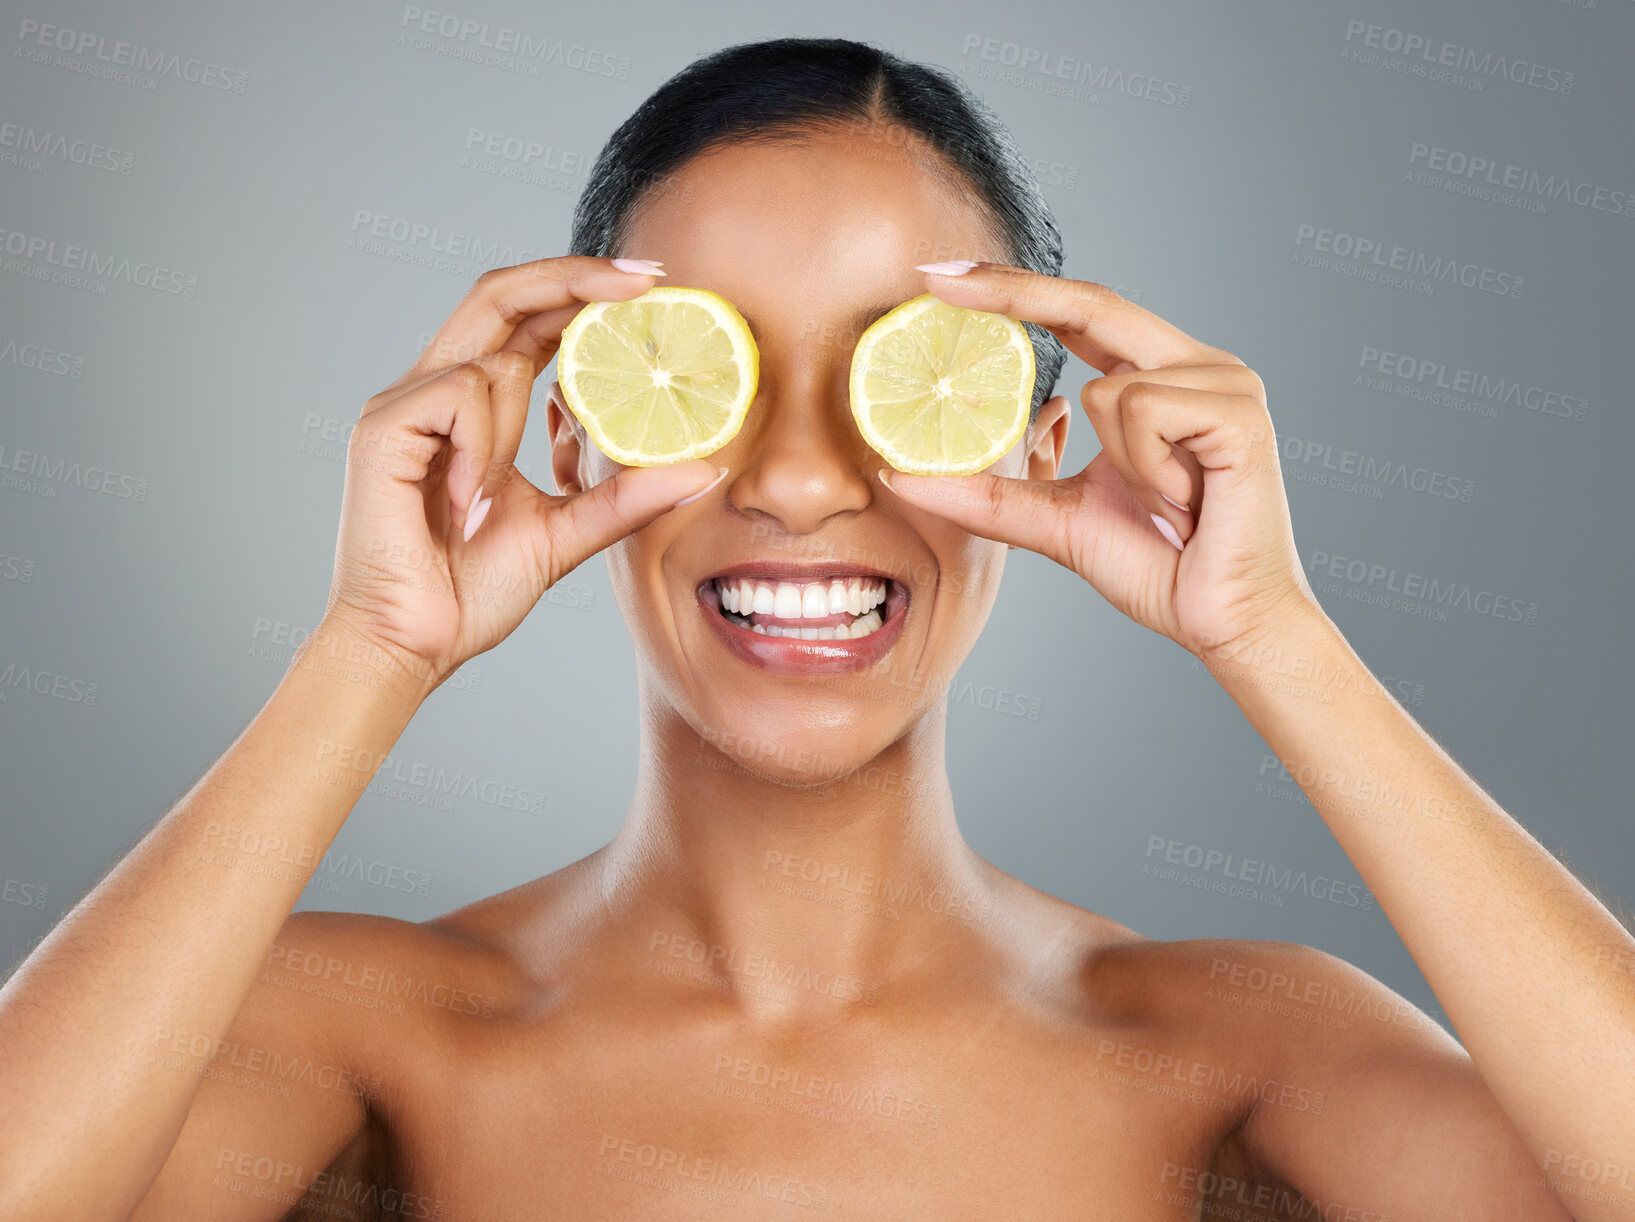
[880,262,1321,662]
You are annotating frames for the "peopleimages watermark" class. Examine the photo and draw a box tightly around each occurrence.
[0,335,86,377]
[1291,222,1524,300]
[1276,431,1474,505]
[149,1025,382,1102]
[315,737,546,816]
[460,126,592,193]
[213,1147,445,1219]
[248,616,487,695]
[1354,345,1589,425]
[0,120,133,174]
[13,18,249,94]
[262,943,498,1019]
[710,1052,943,1129]
[1142,836,1377,912]
[0,660,98,706]
[347,208,549,279]
[647,930,880,1006]
[598,1133,830,1210]
[1306,549,1541,628]
[0,442,149,502]
[957,32,1192,109]
[1,876,49,909]
[1340,19,1576,95]
[0,224,199,297]
[761,850,992,927]
[396,6,630,80]
[1405,141,1634,219]
[1093,1038,1327,1114]
[1157,1162,1387,1221]
[1206,956,1431,1034]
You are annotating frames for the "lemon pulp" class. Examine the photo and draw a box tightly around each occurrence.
[556,286,759,467]
[849,294,1035,476]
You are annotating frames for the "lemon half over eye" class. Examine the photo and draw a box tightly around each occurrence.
[556,286,759,467]
[848,293,1035,476]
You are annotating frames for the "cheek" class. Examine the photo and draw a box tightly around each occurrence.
[933,530,1007,628]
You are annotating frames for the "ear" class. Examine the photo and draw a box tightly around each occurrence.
[545,380,586,495]
[1025,394,1071,482]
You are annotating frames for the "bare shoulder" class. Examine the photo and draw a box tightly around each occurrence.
[245,859,593,1088]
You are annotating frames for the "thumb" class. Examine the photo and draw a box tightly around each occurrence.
[543,460,728,573]
[878,468,1083,568]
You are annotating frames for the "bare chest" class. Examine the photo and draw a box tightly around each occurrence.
[369,1017,1259,1220]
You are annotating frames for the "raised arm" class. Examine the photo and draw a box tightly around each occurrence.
[0,255,727,1222]
[878,260,1634,1219]
[1205,605,1633,1220]
[0,629,427,1222]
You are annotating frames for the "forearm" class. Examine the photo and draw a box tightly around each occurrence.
[1200,606,1635,1218]
[0,620,431,1220]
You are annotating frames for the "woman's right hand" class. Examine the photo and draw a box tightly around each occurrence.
[320,255,726,688]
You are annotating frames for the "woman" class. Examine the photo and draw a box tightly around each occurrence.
[2,36,1628,1222]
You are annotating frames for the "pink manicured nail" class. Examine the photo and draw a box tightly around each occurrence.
[1160,492,1189,513]
[672,466,729,507]
[914,260,978,275]
[463,494,493,541]
[1150,513,1183,551]
[612,258,667,276]
[876,468,895,492]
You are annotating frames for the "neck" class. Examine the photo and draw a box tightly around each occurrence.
[600,682,997,1019]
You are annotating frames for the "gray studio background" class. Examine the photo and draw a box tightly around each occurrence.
[3,0,1631,1035]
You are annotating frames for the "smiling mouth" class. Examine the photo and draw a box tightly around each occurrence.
[700,571,905,640]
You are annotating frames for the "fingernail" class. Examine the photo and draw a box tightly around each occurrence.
[672,465,729,507]
[612,258,667,276]
[466,485,485,516]
[1160,492,1189,513]
[914,260,978,276]
[1150,512,1183,551]
[876,468,895,492]
[463,494,493,542]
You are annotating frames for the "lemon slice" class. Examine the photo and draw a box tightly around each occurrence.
[556,286,759,466]
[849,294,1035,475]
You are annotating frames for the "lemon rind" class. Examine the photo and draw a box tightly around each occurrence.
[557,286,760,468]
[848,293,1035,477]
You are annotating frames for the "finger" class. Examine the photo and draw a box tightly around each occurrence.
[1117,384,1271,542]
[1083,368,1250,513]
[916,262,1228,374]
[351,356,520,536]
[391,255,666,390]
[540,461,728,578]
[874,467,1083,570]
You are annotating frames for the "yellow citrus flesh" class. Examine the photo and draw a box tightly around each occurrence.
[556,286,759,466]
[848,293,1035,476]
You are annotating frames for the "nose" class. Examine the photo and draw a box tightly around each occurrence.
[725,366,874,536]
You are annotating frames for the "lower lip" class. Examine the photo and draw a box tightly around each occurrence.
[697,583,908,676]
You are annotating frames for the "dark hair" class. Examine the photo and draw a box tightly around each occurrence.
[570,37,1068,422]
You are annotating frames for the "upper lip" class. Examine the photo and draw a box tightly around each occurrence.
[702,560,898,584]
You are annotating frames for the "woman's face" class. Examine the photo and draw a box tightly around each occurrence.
[549,123,1069,782]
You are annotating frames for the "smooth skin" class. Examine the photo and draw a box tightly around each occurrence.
[1,124,1629,1221]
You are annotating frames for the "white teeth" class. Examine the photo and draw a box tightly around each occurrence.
[748,609,885,640]
[714,576,892,626]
